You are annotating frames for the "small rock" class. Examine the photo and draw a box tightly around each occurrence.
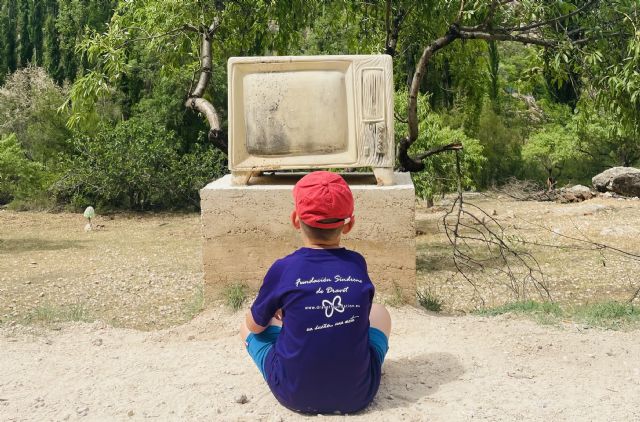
[76,406,89,416]
[235,394,248,404]
[127,410,135,417]
[187,335,195,341]
[92,338,103,346]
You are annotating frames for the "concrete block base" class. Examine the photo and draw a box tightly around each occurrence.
[200,172,416,304]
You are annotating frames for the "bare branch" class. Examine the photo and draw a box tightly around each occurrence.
[441,151,551,304]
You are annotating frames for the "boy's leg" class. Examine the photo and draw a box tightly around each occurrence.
[240,314,283,380]
[369,303,391,338]
[239,316,282,343]
[369,303,391,367]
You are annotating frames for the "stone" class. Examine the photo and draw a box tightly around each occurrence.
[227,55,395,185]
[592,167,640,197]
[234,394,248,404]
[200,172,416,305]
[557,185,595,203]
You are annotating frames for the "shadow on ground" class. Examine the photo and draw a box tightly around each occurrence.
[0,238,84,253]
[373,352,464,410]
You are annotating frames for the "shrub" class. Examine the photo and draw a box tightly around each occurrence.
[417,289,443,312]
[51,118,226,210]
[0,133,49,204]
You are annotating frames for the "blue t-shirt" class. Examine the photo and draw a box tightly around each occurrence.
[251,247,379,414]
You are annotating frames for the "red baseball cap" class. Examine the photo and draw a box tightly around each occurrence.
[293,171,354,229]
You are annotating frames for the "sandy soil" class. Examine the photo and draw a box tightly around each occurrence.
[2,196,640,421]
[2,307,639,421]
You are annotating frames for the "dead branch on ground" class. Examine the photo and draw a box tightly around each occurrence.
[442,150,551,305]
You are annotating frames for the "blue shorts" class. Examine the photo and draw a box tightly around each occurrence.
[245,326,389,379]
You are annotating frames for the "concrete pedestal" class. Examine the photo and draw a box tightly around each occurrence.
[200,172,416,304]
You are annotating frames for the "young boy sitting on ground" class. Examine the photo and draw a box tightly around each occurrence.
[240,170,391,414]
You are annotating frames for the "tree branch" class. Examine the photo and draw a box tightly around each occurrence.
[398,25,460,171]
[415,142,463,160]
[184,19,227,153]
[385,4,409,57]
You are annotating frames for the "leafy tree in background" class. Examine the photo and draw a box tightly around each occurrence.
[0,66,71,165]
[16,0,30,67]
[0,0,18,82]
[65,1,637,162]
[0,0,638,210]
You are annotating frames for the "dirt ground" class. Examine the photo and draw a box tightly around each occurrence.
[1,196,640,421]
[2,308,639,421]
[416,194,640,312]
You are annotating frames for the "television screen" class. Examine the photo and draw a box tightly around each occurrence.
[243,70,349,156]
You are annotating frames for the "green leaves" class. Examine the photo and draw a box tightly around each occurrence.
[0,133,47,203]
[51,118,226,210]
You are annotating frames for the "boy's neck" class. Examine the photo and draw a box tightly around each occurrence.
[302,236,343,250]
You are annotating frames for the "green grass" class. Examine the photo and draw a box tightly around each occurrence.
[183,286,205,320]
[224,283,248,311]
[476,300,640,329]
[417,289,443,312]
[24,303,93,324]
[572,302,640,329]
[383,282,407,308]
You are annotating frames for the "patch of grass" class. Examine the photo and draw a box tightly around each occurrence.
[417,289,443,312]
[183,286,204,320]
[477,300,640,329]
[25,303,93,324]
[67,303,92,322]
[225,283,248,311]
[572,301,640,329]
[384,282,407,308]
[26,305,61,323]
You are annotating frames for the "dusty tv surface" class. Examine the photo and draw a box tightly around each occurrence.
[227,54,394,185]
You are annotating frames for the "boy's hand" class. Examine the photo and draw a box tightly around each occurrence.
[274,308,283,321]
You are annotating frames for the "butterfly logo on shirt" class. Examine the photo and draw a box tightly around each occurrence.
[322,295,345,318]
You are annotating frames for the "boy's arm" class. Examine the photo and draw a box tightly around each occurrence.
[245,308,283,334]
[245,310,267,334]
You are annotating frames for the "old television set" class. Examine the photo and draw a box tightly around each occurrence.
[227,54,395,185]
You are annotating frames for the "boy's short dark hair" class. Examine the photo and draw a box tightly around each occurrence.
[300,220,344,242]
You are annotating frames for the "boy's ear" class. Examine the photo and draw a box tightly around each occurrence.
[342,216,355,234]
[291,210,301,229]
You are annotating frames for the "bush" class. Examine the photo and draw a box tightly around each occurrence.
[51,118,226,210]
[0,133,49,204]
